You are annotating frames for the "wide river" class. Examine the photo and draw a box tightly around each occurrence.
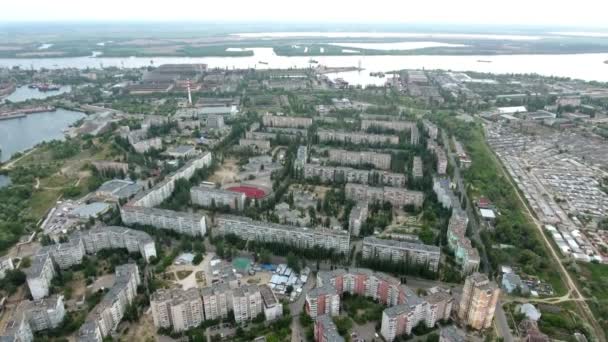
[0,109,85,162]
[0,48,607,85]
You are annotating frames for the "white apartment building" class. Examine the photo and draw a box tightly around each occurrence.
[232,285,262,324]
[151,288,204,332]
[362,237,440,272]
[262,114,312,128]
[361,120,415,132]
[328,149,392,170]
[121,206,207,236]
[25,253,56,300]
[201,283,233,321]
[79,226,157,262]
[305,286,340,318]
[345,183,424,208]
[215,215,350,255]
[318,130,400,145]
[191,186,246,210]
[23,295,66,332]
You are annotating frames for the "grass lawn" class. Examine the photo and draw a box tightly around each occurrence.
[28,188,62,219]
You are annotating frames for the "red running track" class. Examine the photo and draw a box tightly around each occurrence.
[227,186,267,199]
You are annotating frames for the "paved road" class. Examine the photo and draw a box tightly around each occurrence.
[494,301,514,342]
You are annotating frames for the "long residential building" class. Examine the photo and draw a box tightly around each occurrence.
[362,236,440,272]
[151,288,204,332]
[77,264,140,342]
[446,210,480,274]
[25,253,57,300]
[328,149,392,170]
[120,206,206,236]
[191,186,246,210]
[127,152,213,208]
[428,140,447,175]
[361,120,415,133]
[262,114,312,128]
[314,314,345,342]
[214,215,350,255]
[458,273,500,330]
[318,130,399,145]
[345,183,424,208]
[304,164,405,187]
[78,226,157,262]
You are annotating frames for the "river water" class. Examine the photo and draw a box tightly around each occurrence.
[0,109,85,162]
[3,85,71,103]
[0,48,607,85]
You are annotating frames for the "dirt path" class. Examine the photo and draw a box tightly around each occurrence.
[1,148,36,170]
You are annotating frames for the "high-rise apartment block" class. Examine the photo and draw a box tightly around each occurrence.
[151,288,204,332]
[458,273,500,330]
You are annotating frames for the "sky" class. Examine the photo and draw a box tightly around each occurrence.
[1,0,608,29]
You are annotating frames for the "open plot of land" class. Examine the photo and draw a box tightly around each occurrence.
[208,158,239,184]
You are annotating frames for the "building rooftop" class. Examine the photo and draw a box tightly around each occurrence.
[363,236,440,253]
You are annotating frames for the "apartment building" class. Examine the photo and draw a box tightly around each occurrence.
[309,268,453,342]
[0,255,14,279]
[39,238,85,270]
[361,120,415,133]
[262,114,312,128]
[215,215,350,255]
[79,226,157,262]
[239,138,271,152]
[422,120,438,140]
[318,130,399,145]
[121,206,207,236]
[295,145,308,171]
[260,285,283,321]
[362,236,441,272]
[446,211,480,274]
[126,152,213,208]
[0,309,33,342]
[348,202,369,236]
[317,269,403,307]
[304,164,405,187]
[328,149,392,170]
[424,287,453,326]
[381,293,428,341]
[151,288,204,332]
[22,295,66,332]
[411,125,420,145]
[458,273,500,330]
[305,285,340,318]
[232,285,263,323]
[412,156,423,179]
[191,186,246,210]
[314,314,345,342]
[428,140,448,175]
[25,253,56,300]
[433,177,454,209]
[132,137,163,154]
[201,283,233,321]
[345,183,424,208]
[78,264,140,341]
[207,114,225,129]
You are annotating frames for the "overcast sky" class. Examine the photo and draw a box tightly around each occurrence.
[2,0,607,28]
